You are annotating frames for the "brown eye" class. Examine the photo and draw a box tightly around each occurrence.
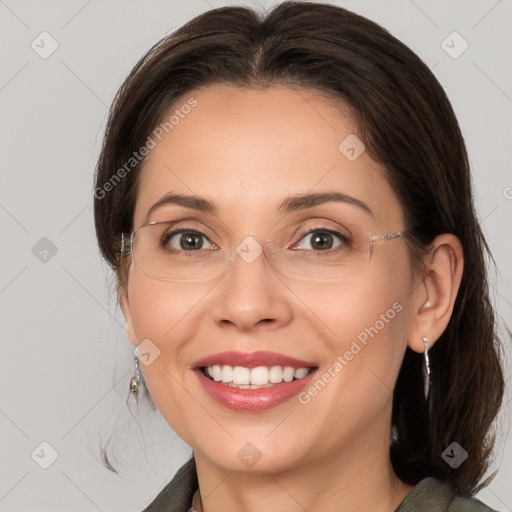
[292,229,348,252]
[161,229,214,251]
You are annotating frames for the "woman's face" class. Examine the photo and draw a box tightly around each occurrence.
[121,85,421,474]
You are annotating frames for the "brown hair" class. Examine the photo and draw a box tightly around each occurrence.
[94,1,506,495]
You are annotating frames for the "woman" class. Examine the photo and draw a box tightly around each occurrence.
[93,2,506,510]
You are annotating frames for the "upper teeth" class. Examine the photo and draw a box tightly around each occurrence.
[205,365,311,386]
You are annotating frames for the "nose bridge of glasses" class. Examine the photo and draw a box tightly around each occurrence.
[229,232,281,269]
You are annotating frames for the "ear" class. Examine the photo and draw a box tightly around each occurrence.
[407,233,464,353]
[119,288,138,347]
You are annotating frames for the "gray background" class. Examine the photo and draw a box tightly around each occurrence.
[0,0,511,511]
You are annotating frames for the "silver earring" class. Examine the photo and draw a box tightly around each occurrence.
[422,336,430,401]
[130,347,141,397]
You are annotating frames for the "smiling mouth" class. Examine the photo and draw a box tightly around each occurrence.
[200,364,316,389]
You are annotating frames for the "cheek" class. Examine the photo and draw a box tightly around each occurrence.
[125,276,215,445]
[288,257,410,350]
[125,274,204,405]
[331,267,410,364]
[314,264,411,408]
[126,271,204,342]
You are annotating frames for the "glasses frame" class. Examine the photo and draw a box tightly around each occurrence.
[120,221,407,283]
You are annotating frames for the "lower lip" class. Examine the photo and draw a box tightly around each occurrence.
[194,369,317,411]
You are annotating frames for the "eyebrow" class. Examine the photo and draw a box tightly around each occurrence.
[279,191,373,217]
[146,191,374,220]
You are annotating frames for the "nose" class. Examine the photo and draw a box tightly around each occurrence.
[210,242,294,333]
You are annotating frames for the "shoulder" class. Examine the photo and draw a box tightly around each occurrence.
[396,477,499,512]
[140,456,198,512]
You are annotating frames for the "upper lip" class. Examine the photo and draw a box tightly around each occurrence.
[191,350,317,369]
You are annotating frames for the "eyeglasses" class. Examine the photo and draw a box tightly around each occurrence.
[120,221,406,283]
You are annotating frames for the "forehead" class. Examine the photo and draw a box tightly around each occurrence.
[134,85,403,231]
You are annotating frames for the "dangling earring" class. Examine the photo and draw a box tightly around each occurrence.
[130,347,141,397]
[422,336,431,401]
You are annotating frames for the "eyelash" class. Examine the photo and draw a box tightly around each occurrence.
[160,227,351,253]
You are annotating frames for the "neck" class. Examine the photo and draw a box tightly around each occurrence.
[192,420,413,512]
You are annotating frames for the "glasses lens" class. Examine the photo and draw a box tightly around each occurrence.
[132,223,229,281]
[268,230,373,281]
